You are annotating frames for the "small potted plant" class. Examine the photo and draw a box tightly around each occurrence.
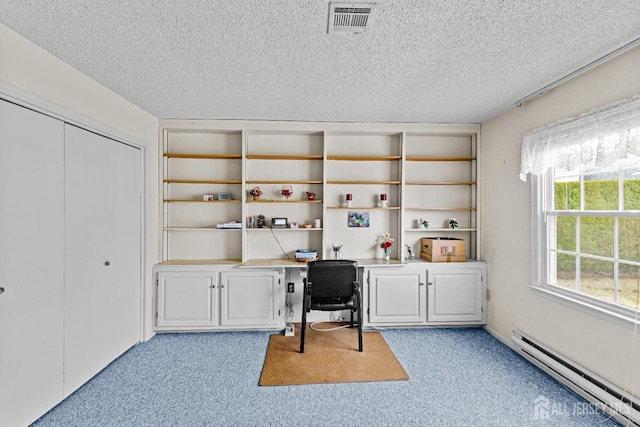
[449,218,458,229]
[249,187,263,200]
[305,191,316,201]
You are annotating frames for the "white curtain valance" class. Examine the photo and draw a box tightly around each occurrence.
[519,95,640,181]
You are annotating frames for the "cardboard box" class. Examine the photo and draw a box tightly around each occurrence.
[420,237,467,262]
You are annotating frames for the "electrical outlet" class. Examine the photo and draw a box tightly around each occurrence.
[284,323,295,337]
[287,282,294,293]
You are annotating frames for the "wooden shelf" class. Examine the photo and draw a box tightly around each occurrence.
[246,227,322,231]
[405,207,477,211]
[164,199,241,203]
[327,180,401,185]
[404,228,477,232]
[246,180,322,184]
[327,155,401,161]
[165,153,242,159]
[164,179,242,184]
[247,199,323,203]
[164,227,242,230]
[246,154,323,160]
[405,156,476,162]
[158,259,242,265]
[326,206,401,210]
[405,181,476,185]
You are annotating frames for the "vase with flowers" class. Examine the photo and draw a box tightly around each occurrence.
[378,232,394,261]
[281,184,293,200]
[249,187,263,200]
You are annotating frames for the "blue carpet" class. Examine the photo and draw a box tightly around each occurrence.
[32,328,621,426]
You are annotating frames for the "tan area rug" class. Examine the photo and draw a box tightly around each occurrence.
[259,323,409,386]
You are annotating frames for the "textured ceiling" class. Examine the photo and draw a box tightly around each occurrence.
[1,1,640,123]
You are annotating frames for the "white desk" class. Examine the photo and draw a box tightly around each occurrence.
[238,258,406,268]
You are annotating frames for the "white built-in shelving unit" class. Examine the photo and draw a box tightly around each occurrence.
[160,122,480,263]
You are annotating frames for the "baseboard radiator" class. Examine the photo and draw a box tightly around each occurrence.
[511,330,640,426]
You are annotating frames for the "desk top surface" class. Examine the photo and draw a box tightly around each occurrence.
[238,258,406,268]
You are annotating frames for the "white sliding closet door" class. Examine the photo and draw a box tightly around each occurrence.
[64,124,142,396]
[0,100,65,426]
[106,137,142,356]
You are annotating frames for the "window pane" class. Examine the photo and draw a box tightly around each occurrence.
[618,263,640,310]
[619,218,640,263]
[583,176,618,210]
[555,253,576,290]
[579,217,613,258]
[622,170,640,210]
[579,257,614,303]
[556,216,575,251]
[554,176,579,210]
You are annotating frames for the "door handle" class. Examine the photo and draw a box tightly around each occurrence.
[0,287,4,295]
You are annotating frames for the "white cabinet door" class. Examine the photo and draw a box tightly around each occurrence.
[157,272,218,328]
[64,125,142,396]
[427,266,484,323]
[220,270,281,327]
[0,100,65,426]
[367,267,427,325]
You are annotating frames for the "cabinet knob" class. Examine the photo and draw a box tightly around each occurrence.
[104,261,111,266]
[0,287,5,295]
[419,282,425,286]
[428,282,433,286]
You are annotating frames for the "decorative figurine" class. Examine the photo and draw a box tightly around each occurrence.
[249,187,263,200]
[405,244,415,261]
[281,184,293,199]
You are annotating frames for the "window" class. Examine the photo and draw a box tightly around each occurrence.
[521,95,640,325]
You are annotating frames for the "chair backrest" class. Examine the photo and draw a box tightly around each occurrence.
[307,260,357,299]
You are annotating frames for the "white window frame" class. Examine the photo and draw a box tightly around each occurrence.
[530,170,640,329]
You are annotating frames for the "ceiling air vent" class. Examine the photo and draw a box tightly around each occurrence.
[328,3,376,34]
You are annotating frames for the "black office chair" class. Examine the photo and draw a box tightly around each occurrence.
[300,259,362,353]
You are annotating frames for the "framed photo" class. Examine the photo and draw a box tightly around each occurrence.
[217,192,232,200]
[203,194,215,201]
[348,211,370,228]
[272,217,288,228]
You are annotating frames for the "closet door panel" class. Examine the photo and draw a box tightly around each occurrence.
[0,100,64,426]
[64,124,111,395]
[106,141,142,360]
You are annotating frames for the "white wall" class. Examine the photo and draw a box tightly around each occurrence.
[0,23,160,339]
[481,45,640,392]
